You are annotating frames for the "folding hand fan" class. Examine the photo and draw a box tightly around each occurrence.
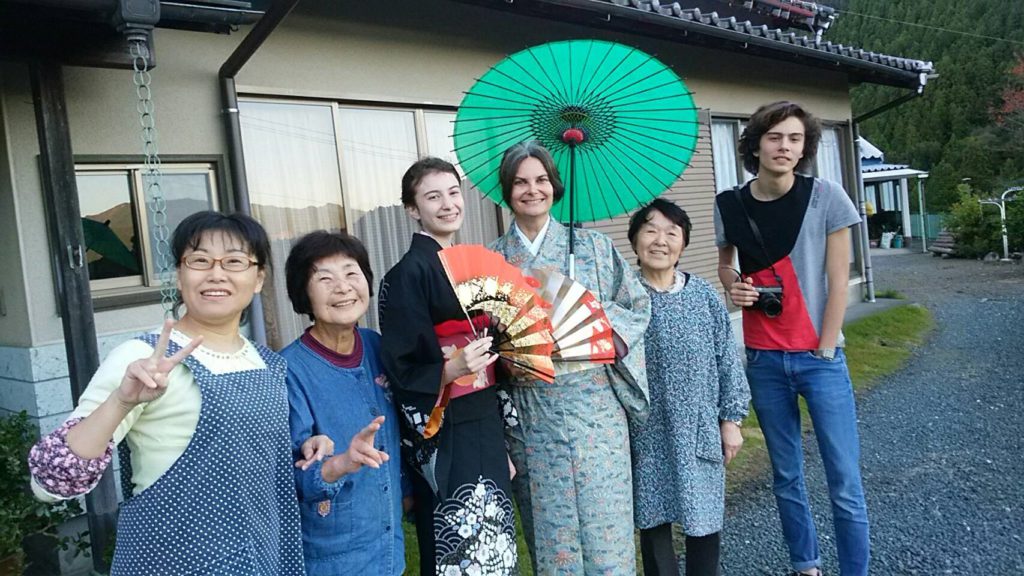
[527,268,616,374]
[438,245,556,383]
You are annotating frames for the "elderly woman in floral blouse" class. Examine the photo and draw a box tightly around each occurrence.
[628,198,751,576]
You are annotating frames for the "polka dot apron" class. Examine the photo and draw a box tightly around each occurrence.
[111,335,304,575]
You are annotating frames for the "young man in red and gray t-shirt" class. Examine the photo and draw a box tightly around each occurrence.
[714,101,869,576]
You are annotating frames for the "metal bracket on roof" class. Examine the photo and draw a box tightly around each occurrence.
[111,0,160,44]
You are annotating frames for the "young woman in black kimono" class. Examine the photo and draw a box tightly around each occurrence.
[378,157,519,576]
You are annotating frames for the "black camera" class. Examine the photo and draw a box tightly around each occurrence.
[752,286,783,318]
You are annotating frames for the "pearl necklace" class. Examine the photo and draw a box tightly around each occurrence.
[171,329,249,360]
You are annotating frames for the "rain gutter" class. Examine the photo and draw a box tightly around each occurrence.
[851,72,934,302]
[218,0,301,346]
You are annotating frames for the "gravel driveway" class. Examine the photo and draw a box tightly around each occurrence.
[720,254,1024,575]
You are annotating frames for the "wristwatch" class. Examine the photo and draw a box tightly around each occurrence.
[721,418,743,428]
[813,347,836,361]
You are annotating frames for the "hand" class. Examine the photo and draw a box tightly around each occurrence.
[445,336,498,382]
[728,277,759,307]
[322,416,390,482]
[402,496,415,514]
[507,454,517,481]
[116,319,202,409]
[721,420,744,465]
[295,434,335,471]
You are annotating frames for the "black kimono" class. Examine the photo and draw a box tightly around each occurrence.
[378,233,519,576]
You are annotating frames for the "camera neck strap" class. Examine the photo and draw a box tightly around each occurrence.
[732,186,783,285]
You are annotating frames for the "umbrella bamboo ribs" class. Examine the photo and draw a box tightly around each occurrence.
[455,39,699,277]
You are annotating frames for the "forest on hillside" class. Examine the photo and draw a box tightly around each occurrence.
[827,0,1024,211]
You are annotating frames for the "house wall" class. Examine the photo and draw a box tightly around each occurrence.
[1,0,854,427]
[234,0,852,293]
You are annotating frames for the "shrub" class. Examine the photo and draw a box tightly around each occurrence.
[0,411,87,568]
[943,185,1002,258]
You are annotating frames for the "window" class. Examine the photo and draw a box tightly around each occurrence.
[710,119,753,193]
[75,162,219,294]
[239,99,501,347]
[865,183,879,211]
[815,126,845,186]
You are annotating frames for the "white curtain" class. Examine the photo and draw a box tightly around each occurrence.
[240,100,346,349]
[241,103,504,338]
[712,120,740,193]
[337,108,422,331]
[816,127,844,186]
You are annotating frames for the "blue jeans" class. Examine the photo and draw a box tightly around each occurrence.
[745,348,870,576]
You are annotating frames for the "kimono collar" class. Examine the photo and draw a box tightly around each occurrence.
[639,269,688,294]
[512,216,552,256]
[411,231,446,254]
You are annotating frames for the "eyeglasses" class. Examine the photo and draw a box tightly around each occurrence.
[181,254,259,272]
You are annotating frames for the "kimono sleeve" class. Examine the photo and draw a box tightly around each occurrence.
[706,279,750,423]
[593,233,652,424]
[378,264,445,397]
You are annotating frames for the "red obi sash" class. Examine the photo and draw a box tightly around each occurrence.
[423,316,496,438]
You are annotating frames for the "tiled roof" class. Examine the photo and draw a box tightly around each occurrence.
[457,0,934,88]
[607,0,932,74]
[722,0,837,35]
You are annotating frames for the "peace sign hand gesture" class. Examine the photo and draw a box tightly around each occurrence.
[116,319,203,408]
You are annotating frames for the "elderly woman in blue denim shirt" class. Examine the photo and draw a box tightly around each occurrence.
[281,231,408,575]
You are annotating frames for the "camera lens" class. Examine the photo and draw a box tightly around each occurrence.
[762,295,783,318]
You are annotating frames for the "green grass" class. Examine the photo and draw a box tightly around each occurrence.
[874,288,907,300]
[403,304,935,574]
[843,303,933,388]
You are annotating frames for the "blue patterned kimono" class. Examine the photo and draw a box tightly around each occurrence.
[491,220,650,575]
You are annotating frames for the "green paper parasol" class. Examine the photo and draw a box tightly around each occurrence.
[454,39,699,224]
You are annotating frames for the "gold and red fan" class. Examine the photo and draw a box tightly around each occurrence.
[527,268,616,375]
[438,245,556,384]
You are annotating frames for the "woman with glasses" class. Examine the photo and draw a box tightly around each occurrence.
[28,211,304,575]
[279,230,406,575]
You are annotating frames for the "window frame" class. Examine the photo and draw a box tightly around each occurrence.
[71,155,227,310]
[710,116,748,191]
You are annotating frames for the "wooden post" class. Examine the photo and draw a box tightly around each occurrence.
[30,60,117,574]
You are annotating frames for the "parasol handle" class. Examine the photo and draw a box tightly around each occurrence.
[565,137,580,280]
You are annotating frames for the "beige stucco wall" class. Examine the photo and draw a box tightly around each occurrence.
[2,0,853,348]
[1,28,241,346]
[237,1,851,121]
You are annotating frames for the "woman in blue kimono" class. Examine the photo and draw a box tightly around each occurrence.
[490,141,651,574]
[281,230,406,575]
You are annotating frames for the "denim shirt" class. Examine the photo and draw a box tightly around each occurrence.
[281,329,405,575]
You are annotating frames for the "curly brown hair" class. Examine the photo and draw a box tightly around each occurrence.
[738,101,822,175]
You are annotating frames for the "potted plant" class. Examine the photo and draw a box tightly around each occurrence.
[0,411,87,573]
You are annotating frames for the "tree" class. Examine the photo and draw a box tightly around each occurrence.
[828,0,1024,210]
